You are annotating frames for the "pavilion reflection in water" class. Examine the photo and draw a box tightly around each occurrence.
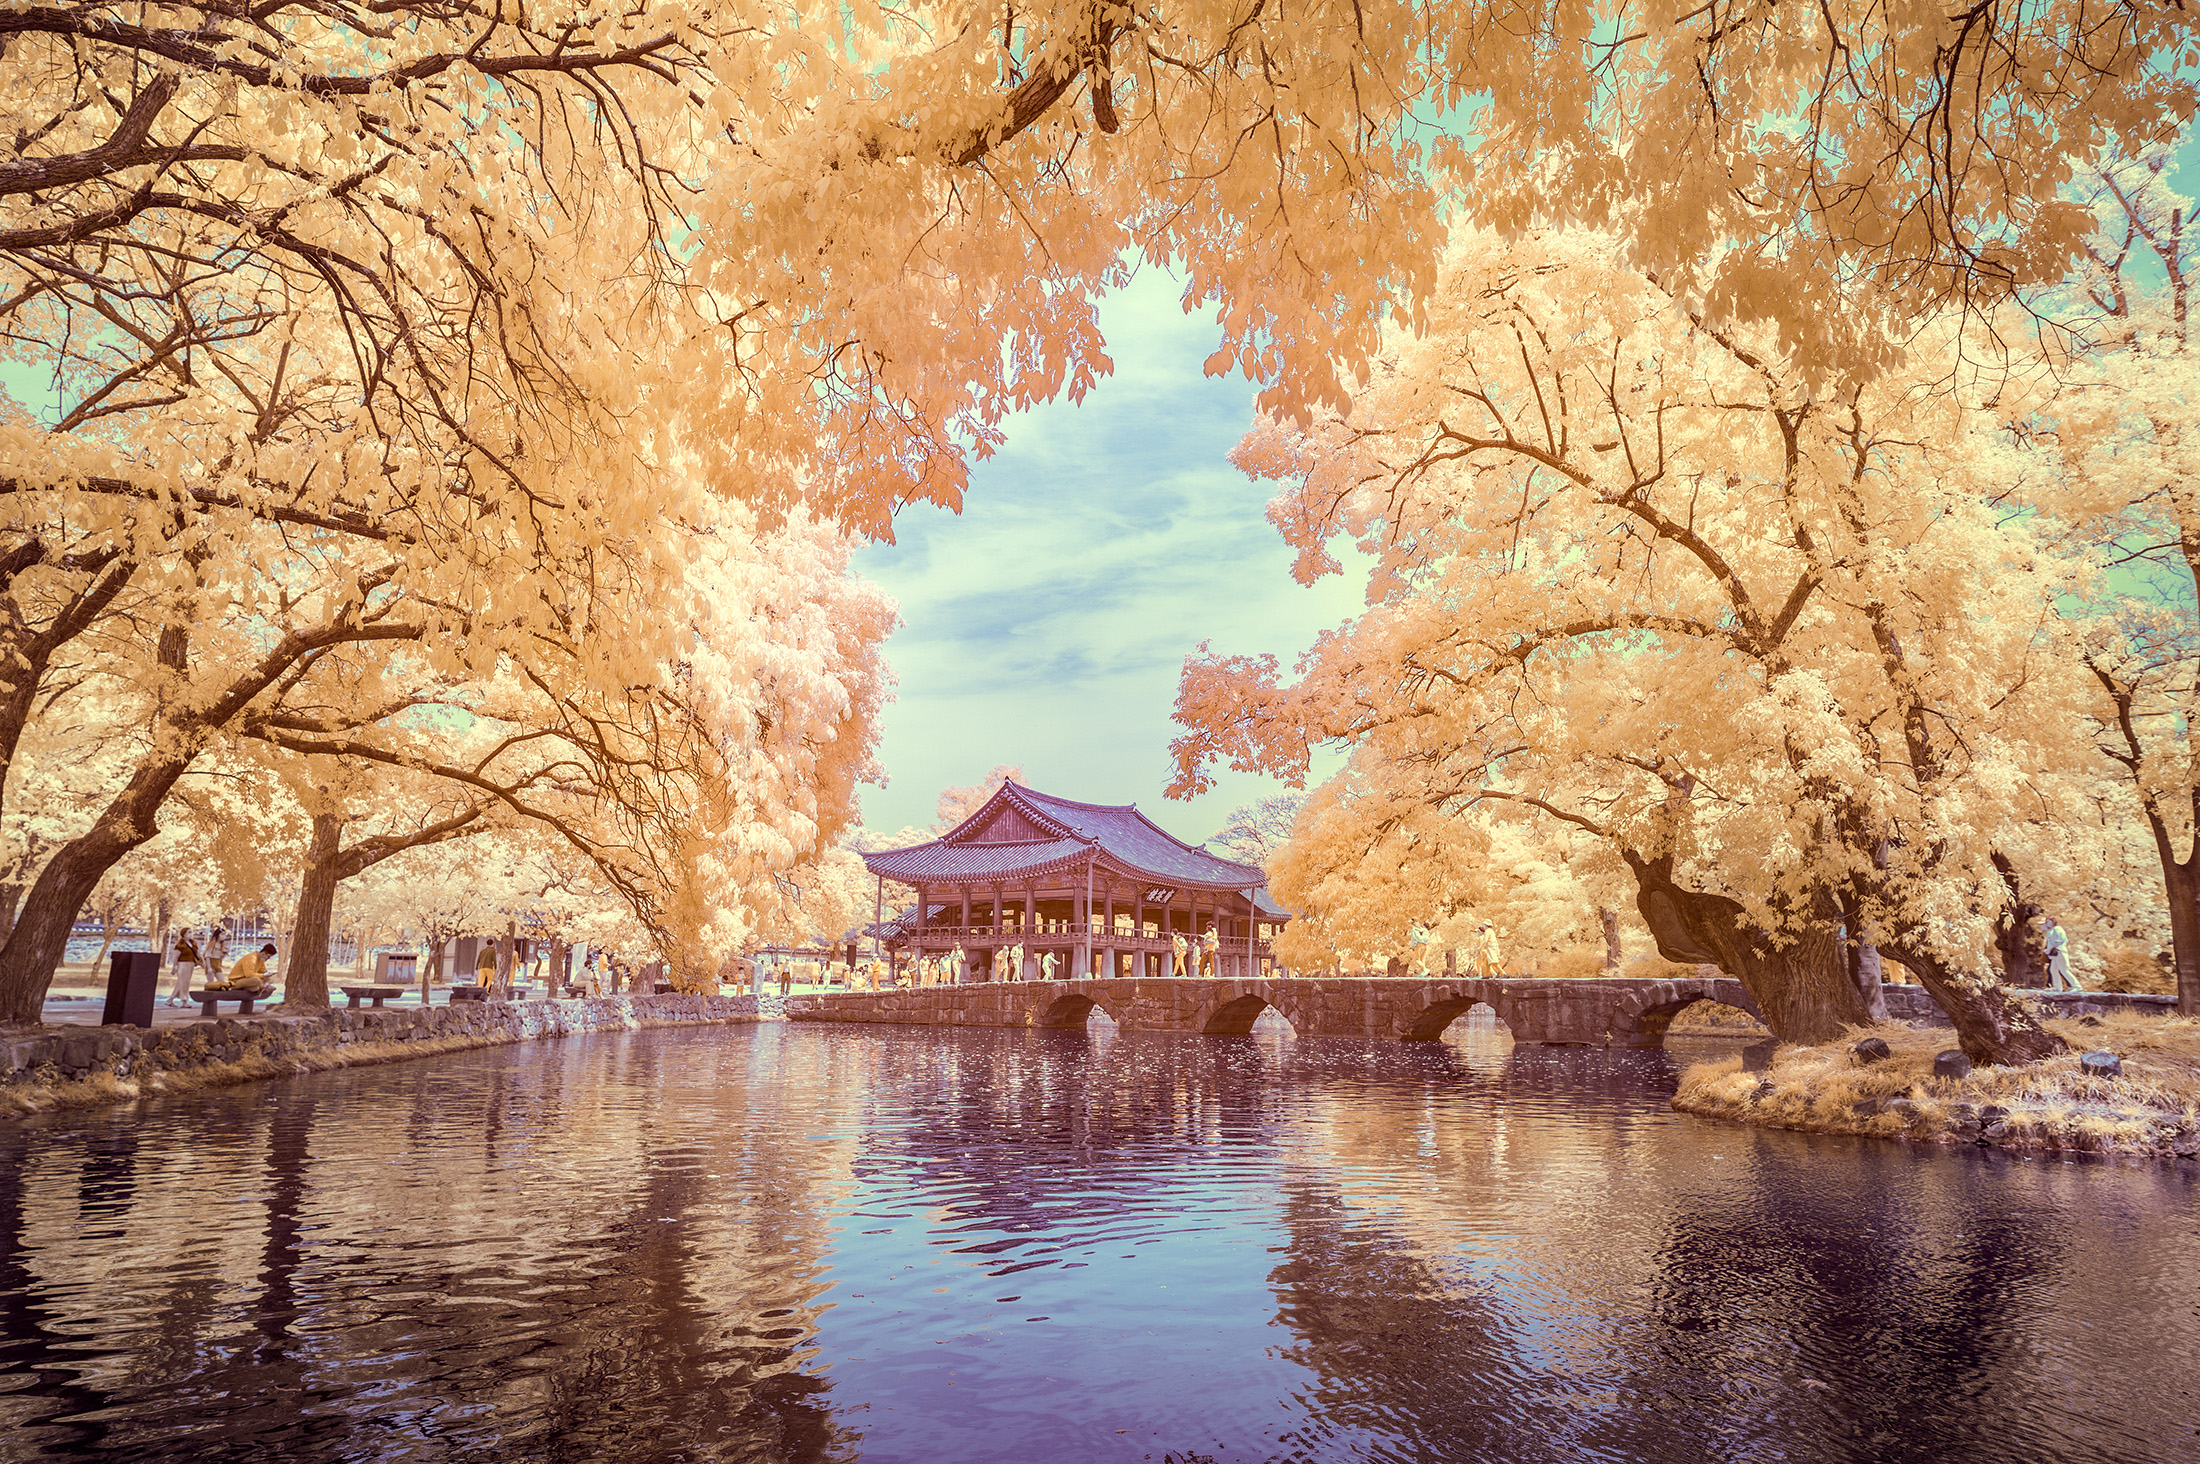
[860,782,1289,982]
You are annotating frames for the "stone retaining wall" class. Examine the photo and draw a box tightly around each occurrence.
[0,992,760,1116]
[1881,986,2175,1024]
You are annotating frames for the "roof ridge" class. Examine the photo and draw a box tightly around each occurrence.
[998,782,1090,839]
[1011,780,1261,880]
[1009,782,1136,815]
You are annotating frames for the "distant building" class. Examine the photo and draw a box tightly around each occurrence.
[861,781,1288,981]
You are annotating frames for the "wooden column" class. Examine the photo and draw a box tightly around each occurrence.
[1134,889,1146,977]
[1080,859,1093,979]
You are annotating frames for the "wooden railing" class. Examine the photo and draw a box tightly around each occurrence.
[895,923,1272,960]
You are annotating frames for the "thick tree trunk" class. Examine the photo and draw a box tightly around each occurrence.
[1885,945,2067,1066]
[423,939,443,1006]
[1599,907,1622,972]
[1989,851,2044,987]
[1625,853,1871,1044]
[276,812,344,1011]
[2153,841,2200,1018]
[0,759,192,1024]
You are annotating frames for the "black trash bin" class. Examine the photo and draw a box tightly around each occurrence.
[102,951,162,1027]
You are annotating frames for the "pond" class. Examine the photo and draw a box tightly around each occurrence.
[0,1015,2192,1463]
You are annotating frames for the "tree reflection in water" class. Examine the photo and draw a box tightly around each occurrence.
[0,1023,2192,1464]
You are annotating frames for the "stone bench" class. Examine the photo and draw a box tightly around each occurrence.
[191,988,267,1017]
[337,985,405,1009]
[449,986,490,1003]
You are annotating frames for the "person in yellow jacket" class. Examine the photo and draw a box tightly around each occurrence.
[1470,922,1503,978]
[211,943,277,995]
[1170,932,1189,975]
[1201,926,1221,975]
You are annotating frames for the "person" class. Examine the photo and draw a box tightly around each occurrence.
[1201,926,1221,976]
[212,942,277,995]
[205,926,229,983]
[1471,922,1503,979]
[1171,931,1189,975]
[950,943,966,985]
[1040,950,1058,982]
[2043,917,2081,992]
[779,955,793,997]
[475,945,497,989]
[166,929,202,1006]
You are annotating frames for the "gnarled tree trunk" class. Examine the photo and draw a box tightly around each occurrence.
[1626,853,1871,1044]
[1882,944,2066,1066]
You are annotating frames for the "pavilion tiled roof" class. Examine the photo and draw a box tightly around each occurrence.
[860,837,1093,885]
[858,781,1280,901]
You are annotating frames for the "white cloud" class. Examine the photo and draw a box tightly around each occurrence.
[853,264,1363,843]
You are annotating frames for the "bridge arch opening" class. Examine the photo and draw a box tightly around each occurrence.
[1402,998,1514,1042]
[1201,993,1297,1037]
[1623,995,1768,1048]
[1037,993,1121,1031]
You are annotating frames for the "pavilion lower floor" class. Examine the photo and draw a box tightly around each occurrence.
[889,925,1276,983]
[884,875,1282,984]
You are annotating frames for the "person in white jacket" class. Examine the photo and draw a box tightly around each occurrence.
[2043,918,2081,992]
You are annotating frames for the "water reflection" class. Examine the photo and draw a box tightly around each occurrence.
[0,1021,2191,1463]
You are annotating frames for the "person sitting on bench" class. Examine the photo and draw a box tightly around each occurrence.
[207,943,277,996]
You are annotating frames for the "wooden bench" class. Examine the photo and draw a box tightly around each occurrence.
[337,985,405,1009]
[191,989,266,1017]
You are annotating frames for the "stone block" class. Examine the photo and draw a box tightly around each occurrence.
[1932,1049,1973,1080]
[2080,1050,2124,1080]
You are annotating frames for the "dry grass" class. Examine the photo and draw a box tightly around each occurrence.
[1622,951,1707,981]
[1667,1000,1769,1034]
[1538,945,1609,980]
[2100,943,2176,996]
[1675,1010,2200,1158]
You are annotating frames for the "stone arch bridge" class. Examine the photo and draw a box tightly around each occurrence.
[784,975,1765,1047]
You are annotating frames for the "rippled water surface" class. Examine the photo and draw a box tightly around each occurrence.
[1,1017,2195,1463]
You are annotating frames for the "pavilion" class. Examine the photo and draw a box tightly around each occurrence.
[860,782,1289,981]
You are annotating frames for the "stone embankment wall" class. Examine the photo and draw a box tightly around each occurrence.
[1882,986,2174,1024]
[1,992,760,1118]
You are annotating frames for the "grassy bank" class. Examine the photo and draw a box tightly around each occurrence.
[0,1031,523,1120]
[1674,1012,2200,1161]
[2,993,760,1122]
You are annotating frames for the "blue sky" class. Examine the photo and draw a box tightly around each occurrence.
[849,264,1363,842]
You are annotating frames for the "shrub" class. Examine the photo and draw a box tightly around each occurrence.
[1622,951,1704,981]
[2101,944,2175,996]
[1540,944,1609,980]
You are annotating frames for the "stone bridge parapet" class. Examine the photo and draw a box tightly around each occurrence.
[783,974,1770,1047]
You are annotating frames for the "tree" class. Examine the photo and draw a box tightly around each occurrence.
[1207,792,1306,868]
[2046,148,2200,1016]
[1264,765,1623,975]
[1169,231,2122,1062]
[7,0,2190,1027]
[934,767,1025,833]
